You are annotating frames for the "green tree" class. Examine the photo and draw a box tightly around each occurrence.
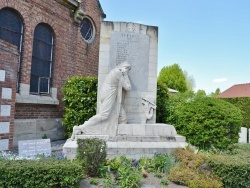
[184,71,196,92]
[196,89,207,97]
[210,88,221,97]
[158,64,188,93]
[156,81,169,123]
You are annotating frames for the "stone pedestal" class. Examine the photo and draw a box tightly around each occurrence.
[63,124,187,159]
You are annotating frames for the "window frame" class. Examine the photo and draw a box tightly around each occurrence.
[80,17,95,43]
[30,23,54,95]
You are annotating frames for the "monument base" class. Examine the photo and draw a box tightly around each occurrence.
[63,124,188,159]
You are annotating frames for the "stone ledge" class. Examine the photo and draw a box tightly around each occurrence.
[16,93,59,105]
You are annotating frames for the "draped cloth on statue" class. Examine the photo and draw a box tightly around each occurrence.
[71,62,131,140]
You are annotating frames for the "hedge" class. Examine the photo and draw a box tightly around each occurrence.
[62,76,98,137]
[222,97,250,128]
[0,159,83,187]
[209,144,250,188]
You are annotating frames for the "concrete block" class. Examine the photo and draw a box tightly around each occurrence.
[0,139,9,151]
[0,122,10,134]
[132,124,146,136]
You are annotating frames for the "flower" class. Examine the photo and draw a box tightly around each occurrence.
[142,173,148,178]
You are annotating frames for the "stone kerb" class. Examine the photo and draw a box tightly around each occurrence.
[0,40,19,151]
[98,21,158,124]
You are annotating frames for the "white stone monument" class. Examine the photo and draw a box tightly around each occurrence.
[63,22,187,159]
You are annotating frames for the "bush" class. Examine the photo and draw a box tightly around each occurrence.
[170,96,243,149]
[168,147,223,188]
[77,138,107,177]
[62,76,98,137]
[156,81,169,123]
[166,91,195,125]
[209,144,250,188]
[0,159,83,188]
[222,97,250,128]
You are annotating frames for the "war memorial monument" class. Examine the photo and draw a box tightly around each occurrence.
[63,21,187,159]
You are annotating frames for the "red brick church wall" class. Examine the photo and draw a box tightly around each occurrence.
[0,0,102,118]
[0,40,19,150]
[0,0,104,148]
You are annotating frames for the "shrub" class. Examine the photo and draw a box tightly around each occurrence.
[168,147,223,188]
[0,159,83,188]
[209,144,250,188]
[170,96,243,149]
[150,153,175,174]
[77,138,107,177]
[156,81,169,123]
[62,76,98,137]
[117,162,141,188]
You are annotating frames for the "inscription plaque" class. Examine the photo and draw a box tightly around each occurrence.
[2,88,12,99]
[0,70,5,82]
[0,122,10,134]
[110,32,150,91]
[0,105,11,116]
[18,139,51,158]
[0,139,9,151]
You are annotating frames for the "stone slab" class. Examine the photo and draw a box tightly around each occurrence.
[239,127,248,143]
[0,122,10,134]
[62,139,77,160]
[0,139,9,151]
[0,70,5,82]
[0,105,11,116]
[2,88,12,99]
[117,124,177,136]
[110,32,150,91]
[18,139,51,158]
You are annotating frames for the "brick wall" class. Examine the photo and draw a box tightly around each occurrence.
[0,40,19,150]
[0,0,102,119]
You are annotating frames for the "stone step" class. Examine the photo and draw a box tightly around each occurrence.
[106,141,188,159]
[75,134,186,142]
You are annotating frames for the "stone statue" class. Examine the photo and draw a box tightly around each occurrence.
[71,61,131,140]
[141,96,156,124]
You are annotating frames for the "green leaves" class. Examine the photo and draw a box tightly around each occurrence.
[0,159,83,187]
[167,94,243,150]
[77,138,107,177]
[62,76,98,137]
[156,81,169,123]
[158,64,190,93]
[209,144,250,188]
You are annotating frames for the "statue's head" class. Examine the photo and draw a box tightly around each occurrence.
[118,61,131,73]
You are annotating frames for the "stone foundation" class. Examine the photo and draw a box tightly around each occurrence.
[63,124,188,159]
[14,118,66,146]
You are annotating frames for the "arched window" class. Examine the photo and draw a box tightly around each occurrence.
[0,8,24,91]
[30,23,54,94]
